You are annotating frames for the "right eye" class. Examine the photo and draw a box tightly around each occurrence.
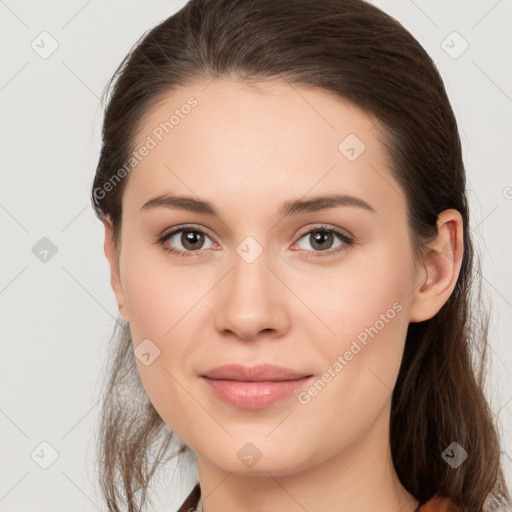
[157,225,218,257]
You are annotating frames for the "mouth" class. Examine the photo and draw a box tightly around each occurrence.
[200,364,313,409]
[201,363,312,381]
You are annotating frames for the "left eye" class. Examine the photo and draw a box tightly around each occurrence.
[294,226,352,254]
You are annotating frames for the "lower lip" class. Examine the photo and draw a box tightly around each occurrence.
[202,376,313,409]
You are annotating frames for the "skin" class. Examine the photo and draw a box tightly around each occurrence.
[103,78,463,512]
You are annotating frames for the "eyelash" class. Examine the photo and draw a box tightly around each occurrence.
[156,224,355,259]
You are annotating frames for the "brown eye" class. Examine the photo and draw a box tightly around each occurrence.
[308,230,335,251]
[179,230,206,251]
[158,226,216,257]
[293,225,354,259]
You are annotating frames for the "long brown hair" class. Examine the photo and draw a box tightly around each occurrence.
[90,1,510,510]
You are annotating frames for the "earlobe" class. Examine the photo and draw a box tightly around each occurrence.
[103,217,130,322]
[409,209,464,323]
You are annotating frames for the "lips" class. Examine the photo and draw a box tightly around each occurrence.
[200,363,311,382]
[200,364,313,409]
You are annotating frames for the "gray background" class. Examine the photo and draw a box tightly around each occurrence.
[1,1,511,510]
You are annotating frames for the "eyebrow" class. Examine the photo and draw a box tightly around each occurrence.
[139,192,376,218]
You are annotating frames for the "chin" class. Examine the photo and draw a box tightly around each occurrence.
[199,440,321,477]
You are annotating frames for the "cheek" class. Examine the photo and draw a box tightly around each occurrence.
[291,237,414,346]
[119,251,202,438]
[120,243,200,343]
[292,241,414,403]
[285,251,413,463]
[118,245,213,405]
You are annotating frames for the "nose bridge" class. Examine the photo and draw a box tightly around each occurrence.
[229,239,274,308]
[229,229,274,292]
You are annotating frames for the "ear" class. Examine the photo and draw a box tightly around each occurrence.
[408,209,464,323]
[103,217,130,322]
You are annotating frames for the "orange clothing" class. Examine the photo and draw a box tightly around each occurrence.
[176,484,459,512]
[418,495,459,512]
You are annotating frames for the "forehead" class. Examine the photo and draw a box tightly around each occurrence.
[123,78,403,220]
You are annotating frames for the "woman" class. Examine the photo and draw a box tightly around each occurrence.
[90,1,510,511]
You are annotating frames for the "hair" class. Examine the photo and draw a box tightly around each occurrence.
[90,1,510,511]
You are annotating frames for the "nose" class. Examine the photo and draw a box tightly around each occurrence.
[214,249,290,341]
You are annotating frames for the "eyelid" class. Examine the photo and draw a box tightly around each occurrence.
[158,223,218,244]
[295,223,354,240]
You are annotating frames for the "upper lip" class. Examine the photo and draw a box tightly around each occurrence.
[201,364,312,382]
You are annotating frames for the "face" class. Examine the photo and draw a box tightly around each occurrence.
[106,78,423,475]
